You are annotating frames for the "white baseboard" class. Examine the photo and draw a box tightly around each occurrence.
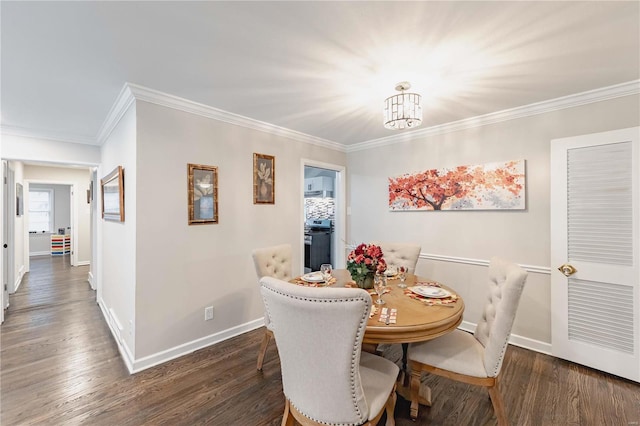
[459,320,551,355]
[76,260,90,266]
[97,297,135,374]
[130,318,265,373]
[96,297,266,375]
[87,271,95,290]
[29,251,50,257]
[12,265,25,293]
[98,314,551,374]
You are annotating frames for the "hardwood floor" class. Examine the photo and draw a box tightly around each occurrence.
[2,256,639,425]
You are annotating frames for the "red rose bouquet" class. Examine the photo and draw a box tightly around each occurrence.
[346,243,387,288]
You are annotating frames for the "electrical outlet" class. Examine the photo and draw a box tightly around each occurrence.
[204,306,214,321]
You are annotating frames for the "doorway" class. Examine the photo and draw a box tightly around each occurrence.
[302,161,346,273]
[1,160,95,323]
[27,183,74,265]
[2,161,16,315]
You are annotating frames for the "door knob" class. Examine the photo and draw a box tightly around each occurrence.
[558,263,577,277]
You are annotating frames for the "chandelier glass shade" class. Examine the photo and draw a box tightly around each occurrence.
[383,82,422,130]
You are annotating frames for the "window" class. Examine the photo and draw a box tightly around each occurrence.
[29,189,53,233]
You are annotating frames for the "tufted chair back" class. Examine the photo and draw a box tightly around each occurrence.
[252,244,292,332]
[373,242,421,272]
[260,276,373,425]
[252,244,292,281]
[474,257,528,377]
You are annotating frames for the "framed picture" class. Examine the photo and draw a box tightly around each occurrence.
[253,153,275,204]
[188,163,218,225]
[101,166,125,222]
[16,183,23,216]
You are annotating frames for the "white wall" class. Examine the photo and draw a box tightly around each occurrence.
[2,134,101,166]
[347,94,640,348]
[98,103,137,360]
[133,100,347,359]
[23,165,92,265]
[29,233,51,256]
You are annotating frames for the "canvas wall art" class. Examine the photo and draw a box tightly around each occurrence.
[389,159,526,211]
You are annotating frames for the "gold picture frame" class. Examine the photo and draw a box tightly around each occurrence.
[101,166,125,222]
[188,163,218,225]
[253,153,275,204]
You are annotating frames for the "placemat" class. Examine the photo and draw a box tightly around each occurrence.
[290,277,337,287]
[403,288,459,306]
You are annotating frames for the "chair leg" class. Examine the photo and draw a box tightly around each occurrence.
[281,398,295,426]
[487,378,508,426]
[384,384,397,426]
[256,330,272,371]
[409,365,422,421]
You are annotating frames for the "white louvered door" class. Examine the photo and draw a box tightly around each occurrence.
[551,127,639,382]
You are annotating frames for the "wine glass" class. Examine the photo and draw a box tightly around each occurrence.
[373,273,387,305]
[397,266,408,289]
[320,264,333,284]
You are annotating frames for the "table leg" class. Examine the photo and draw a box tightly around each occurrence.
[396,377,433,407]
[401,343,409,379]
[396,343,432,407]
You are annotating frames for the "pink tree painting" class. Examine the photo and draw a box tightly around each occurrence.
[389,160,525,211]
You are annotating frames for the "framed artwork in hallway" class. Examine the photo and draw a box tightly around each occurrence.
[253,153,275,204]
[16,183,23,216]
[188,163,218,225]
[101,166,124,222]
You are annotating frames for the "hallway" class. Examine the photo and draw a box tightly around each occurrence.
[0,256,284,425]
[0,256,125,424]
[7,255,93,312]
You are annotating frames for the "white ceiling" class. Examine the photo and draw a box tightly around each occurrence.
[1,1,638,146]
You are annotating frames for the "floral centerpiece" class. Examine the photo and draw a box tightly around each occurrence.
[347,243,387,289]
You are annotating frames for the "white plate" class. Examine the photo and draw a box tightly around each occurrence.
[301,272,325,283]
[384,268,398,277]
[409,286,450,298]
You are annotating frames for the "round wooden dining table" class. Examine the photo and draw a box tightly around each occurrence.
[328,269,465,345]
[291,269,465,405]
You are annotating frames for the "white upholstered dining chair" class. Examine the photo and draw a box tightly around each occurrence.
[407,257,527,425]
[373,242,421,273]
[252,244,292,371]
[260,276,399,426]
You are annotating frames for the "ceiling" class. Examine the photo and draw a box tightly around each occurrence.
[1,1,638,147]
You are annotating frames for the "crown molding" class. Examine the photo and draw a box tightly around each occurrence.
[95,83,136,145]
[0,124,96,146]
[5,79,637,152]
[124,83,346,152]
[347,79,640,153]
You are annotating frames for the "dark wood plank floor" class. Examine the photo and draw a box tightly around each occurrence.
[2,256,639,425]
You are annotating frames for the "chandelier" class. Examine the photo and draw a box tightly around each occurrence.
[383,82,422,130]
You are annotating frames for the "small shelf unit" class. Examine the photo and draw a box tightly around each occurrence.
[51,234,71,256]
